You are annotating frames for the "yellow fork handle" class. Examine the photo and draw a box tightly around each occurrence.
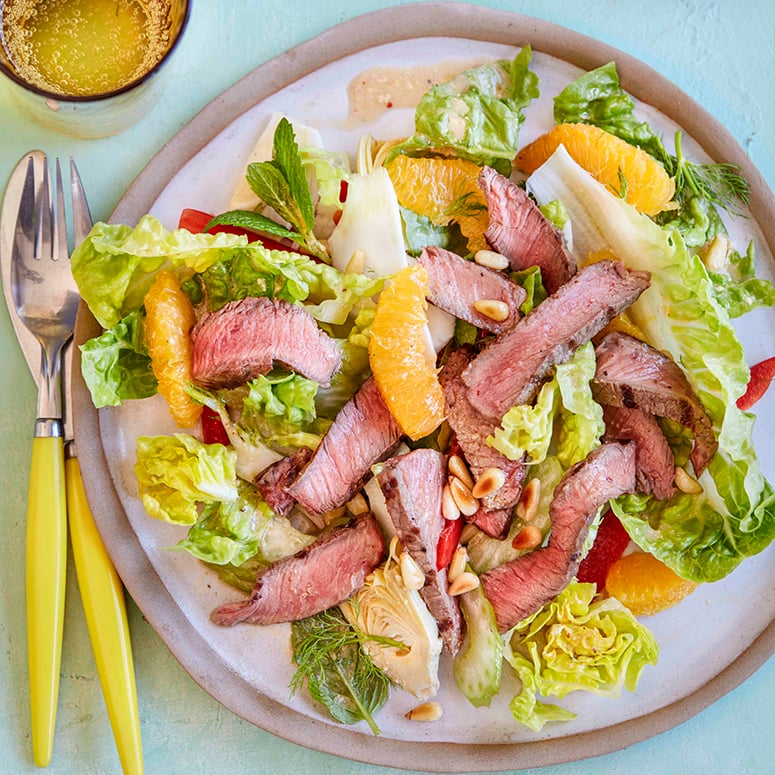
[66,455,144,775]
[26,435,67,768]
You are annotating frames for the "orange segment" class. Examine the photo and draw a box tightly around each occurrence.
[515,123,675,216]
[145,270,202,428]
[605,551,698,617]
[385,155,489,252]
[369,265,445,440]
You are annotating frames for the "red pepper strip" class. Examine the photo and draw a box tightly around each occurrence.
[575,510,631,591]
[200,405,230,446]
[436,516,464,571]
[177,207,291,252]
[737,356,775,411]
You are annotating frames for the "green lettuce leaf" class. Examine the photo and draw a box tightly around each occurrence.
[389,47,539,173]
[134,434,238,525]
[71,215,247,329]
[79,310,157,407]
[527,146,775,581]
[504,581,658,731]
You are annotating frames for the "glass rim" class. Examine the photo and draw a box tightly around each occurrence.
[0,0,191,103]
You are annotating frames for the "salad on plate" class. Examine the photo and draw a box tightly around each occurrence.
[72,48,775,734]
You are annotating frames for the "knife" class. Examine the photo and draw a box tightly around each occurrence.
[2,152,144,774]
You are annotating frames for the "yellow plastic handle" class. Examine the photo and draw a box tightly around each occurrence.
[66,456,144,775]
[26,435,67,768]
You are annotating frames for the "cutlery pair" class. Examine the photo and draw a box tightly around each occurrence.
[3,152,143,773]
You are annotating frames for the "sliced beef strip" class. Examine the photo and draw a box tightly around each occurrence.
[191,296,342,389]
[481,442,636,632]
[285,377,403,517]
[592,331,717,475]
[255,447,314,516]
[462,260,651,422]
[478,166,576,294]
[468,506,512,540]
[418,246,525,334]
[211,514,385,626]
[603,405,676,500]
[439,347,525,524]
[377,449,464,655]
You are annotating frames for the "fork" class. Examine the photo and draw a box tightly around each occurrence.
[11,157,143,773]
[12,156,78,767]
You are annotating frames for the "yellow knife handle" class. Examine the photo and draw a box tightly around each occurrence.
[26,435,67,768]
[66,454,144,775]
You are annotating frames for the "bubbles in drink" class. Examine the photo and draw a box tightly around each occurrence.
[1,0,174,96]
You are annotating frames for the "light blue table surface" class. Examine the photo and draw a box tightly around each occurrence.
[1,2,774,773]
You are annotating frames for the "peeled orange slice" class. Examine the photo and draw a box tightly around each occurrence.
[516,123,675,216]
[369,265,445,440]
[144,270,202,428]
[605,551,698,617]
[385,155,489,252]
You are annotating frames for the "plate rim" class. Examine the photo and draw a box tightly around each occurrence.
[74,3,775,771]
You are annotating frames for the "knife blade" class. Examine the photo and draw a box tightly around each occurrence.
[2,152,144,774]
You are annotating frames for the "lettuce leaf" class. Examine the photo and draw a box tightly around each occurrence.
[389,47,539,173]
[504,581,658,731]
[527,147,775,581]
[134,434,238,525]
[79,310,157,407]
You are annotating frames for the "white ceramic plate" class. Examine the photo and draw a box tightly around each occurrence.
[73,5,775,771]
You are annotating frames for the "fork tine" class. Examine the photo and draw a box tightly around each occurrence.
[14,157,36,260]
[69,159,93,246]
[53,159,68,261]
[33,159,52,262]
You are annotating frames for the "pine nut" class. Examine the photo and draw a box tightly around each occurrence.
[345,248,367,274]
[448,571,480,596]
[405,701,443,722]
[441,483,461,521]
[459,524,479,544]
[472,467,507,499]
[511,524,543,551]
[448,546,468,582]
[674,466,703,494]
[448,453,475,490]
[474,249,510,271]
[515,478,541,522]
[448,476,480,517]
[400,551,425,591]
[473,298,510,323]
[346,492,369,515]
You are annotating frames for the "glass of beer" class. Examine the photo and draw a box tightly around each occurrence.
[0,0,190,138]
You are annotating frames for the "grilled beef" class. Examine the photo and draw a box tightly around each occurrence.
[418,246,525,334]
[603,405,676,500]
[191,296,342,389]
[478,166,575,294]
[255,447,314,516]
[592,331,717,475]
[462,261,651,421]
[286,377,403,516]
[481,442,636,632]
[439,347,524,535]
[211,514,385,626]
[377,449,464,655]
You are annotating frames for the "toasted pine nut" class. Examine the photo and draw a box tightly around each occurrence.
[441,483,461,521]
[515,478,541,523]
[345,248,367,274]
[474,249,510,271]
[674,466,703,494]
[448,571,480,596]
[346,492,369,515]
[459,524,479,544]
[472,467,507,499]
[448,476,480,517]
[400,551,425,591]
[405,701,443,722]
[448,546,468,582]
[473,298,510,323]
[448,453,475,490]
[511,524,543,551]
